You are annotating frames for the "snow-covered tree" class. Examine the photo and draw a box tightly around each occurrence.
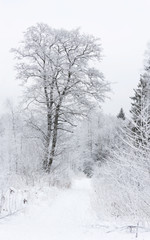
[67,110,124,178]
[130,72,150,148]
[92,60,150,222]
[117,108,125,120]
[12,23,110,172]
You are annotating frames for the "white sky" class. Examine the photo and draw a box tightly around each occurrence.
[0,0,150,116]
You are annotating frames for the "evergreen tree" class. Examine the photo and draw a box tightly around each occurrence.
[130,73,150,147]
[117,108,126,120]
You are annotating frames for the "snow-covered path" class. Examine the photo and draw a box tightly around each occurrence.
[0,178,98,240]
[0,177,149,240]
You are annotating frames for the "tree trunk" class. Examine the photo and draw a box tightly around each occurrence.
[47,105,60,173]
[43,78,54,171]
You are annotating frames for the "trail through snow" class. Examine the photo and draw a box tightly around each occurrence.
[0,177,149,239]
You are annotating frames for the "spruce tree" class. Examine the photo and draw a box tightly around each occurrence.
[130,73,150,147]
[117,108,126,120]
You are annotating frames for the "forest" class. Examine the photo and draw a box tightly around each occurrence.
[1,22,150,239]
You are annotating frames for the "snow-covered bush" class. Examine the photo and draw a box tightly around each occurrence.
[92,143,150,224]
[67,110,124,177]
[48,167,72,189]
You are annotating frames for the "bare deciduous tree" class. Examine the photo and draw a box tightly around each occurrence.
[12,23,110,172]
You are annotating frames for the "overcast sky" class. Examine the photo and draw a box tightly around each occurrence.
[0,0,150,116]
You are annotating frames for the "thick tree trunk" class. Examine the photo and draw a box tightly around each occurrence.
[42,112,52,170]
[47,105,60,173]
[43,78,54,171]
[43,140,50,170]
[44,76,66,173]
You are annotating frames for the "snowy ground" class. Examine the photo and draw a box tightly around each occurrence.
[0,177,150,240]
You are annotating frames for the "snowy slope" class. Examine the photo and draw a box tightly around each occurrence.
[0,177,150,240]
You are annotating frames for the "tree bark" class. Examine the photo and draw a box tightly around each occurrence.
[47,104,60,173]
